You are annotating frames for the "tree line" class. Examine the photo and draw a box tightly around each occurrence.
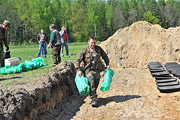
[1,0,180,45]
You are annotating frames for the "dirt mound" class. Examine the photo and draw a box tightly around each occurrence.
[101,21,180,68]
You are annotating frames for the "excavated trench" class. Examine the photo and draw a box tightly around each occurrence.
[0,61,79,120]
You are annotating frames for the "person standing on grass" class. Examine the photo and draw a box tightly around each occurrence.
[37,29,48,58]
[59,26,69,57]
[0,20,10,68]
[75,36,110,107]
[47,24,61,67]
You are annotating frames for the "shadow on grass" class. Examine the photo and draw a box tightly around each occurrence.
[97,95,141,107]
[0,76,22,81]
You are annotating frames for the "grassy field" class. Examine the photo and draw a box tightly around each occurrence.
[0,42,95,88]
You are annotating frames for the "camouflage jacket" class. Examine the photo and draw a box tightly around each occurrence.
[75,45,109,73]
[50,29,61,47]
[0,25,8,49]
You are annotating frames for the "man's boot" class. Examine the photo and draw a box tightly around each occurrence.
[91,97,98,107]
[1,61,5,67]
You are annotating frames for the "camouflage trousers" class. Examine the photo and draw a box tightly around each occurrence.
[52,45,61,64]
[85,70,101,98]
[0,46,4,67]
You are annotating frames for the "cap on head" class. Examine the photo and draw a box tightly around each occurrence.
[61,26,65,30]
[3,20,10,28]
[49,24,55,29]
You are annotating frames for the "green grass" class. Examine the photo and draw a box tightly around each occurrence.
[0,42,95,88]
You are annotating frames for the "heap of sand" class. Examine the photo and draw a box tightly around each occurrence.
[101,21,180,69]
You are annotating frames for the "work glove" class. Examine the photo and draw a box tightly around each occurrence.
[6,46,9,51]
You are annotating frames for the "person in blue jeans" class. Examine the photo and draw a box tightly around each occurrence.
[59,26,69,57]
[37,29,48,58]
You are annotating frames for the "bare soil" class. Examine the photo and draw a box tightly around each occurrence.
[38,68,180,120]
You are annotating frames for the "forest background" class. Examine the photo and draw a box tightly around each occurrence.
[1,0,180,45]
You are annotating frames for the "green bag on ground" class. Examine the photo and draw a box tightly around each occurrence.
[0,68,7,75]
[18,63,26,71]
[25,60,35,70]
[75,72,90,96]
[0,57,46,75]
[32,57,44,62]
[100,68,114,92]
[0,65,10,75]
[32,61,40,69]
[40,62,46,67]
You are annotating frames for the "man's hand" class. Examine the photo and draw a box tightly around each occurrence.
[78,71,82,77]
[106,65,110,69]
[6,47,9,51]
[47,43,52,48]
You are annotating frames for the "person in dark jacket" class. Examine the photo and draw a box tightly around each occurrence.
[48,24,61,67]
[37,29,48,58]
[0,20,10,68]
[75,36,110,107]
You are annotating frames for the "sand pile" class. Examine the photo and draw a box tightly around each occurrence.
[101,21,180,68]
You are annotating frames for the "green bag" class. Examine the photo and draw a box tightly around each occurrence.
[18,63,26,71]
[1,69,7,75]
[100,68,114,92]
[25,60,34,70]
[0,57,46,75]
[32,57,44,62]
[0,66,9,75]
[11,66,17,74]
[40,62,46,67]
[75,72,90,96]
[32,61,40,69]
[6,68,13,74]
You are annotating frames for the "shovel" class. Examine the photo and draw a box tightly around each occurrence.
[120,47,124,61]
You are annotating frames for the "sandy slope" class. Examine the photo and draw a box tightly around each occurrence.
[101,21,180,69]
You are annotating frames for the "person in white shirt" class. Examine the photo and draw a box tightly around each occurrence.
[59,26,69,57]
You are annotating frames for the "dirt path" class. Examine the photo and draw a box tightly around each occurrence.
[38,68,180,120]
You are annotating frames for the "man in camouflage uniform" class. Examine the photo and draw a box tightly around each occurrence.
[0,20,10,68]
[75,36,110,107]
[47,24,61,67]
